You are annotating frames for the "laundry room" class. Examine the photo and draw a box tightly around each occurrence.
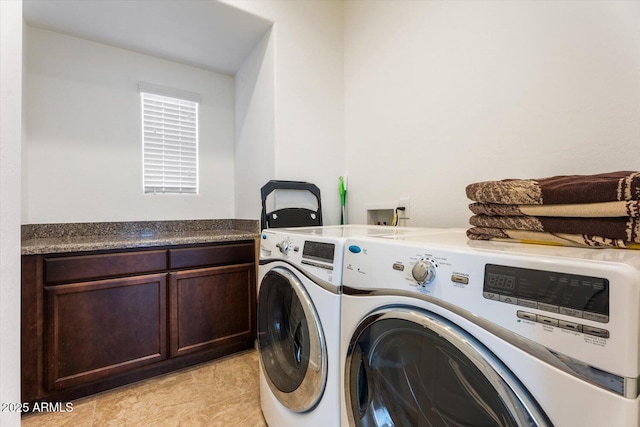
[1,0,639,426]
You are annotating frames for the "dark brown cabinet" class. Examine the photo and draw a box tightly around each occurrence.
[45,274,168,390]
[22,240,256,405]
[169,264,254,357]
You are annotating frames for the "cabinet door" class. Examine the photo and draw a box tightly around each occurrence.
[45,274,167,390]
[169,264,256,357]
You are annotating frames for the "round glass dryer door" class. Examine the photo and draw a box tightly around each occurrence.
[258,266,327,412]
[345,308,550,427]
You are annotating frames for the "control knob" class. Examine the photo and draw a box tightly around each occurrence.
[276,239,293,255]
[412,259,436,285]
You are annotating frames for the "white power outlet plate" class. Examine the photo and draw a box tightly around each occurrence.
[398,198,411,219]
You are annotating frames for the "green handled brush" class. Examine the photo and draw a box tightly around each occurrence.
[339,176,347,225]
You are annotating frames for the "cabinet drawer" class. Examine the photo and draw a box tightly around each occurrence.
[169,242,254,269]
[44,250,167,284]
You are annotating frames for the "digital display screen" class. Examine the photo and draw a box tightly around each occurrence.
[484,264,609,317]
[486,273,516,291]
[302,241,335,263]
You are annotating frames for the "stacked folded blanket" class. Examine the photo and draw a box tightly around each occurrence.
[466,171,640,249]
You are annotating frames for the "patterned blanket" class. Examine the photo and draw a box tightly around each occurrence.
[466,171,640,205]
[469,215,640,243]
[469,200,640,218]
[466,227,640,249]
[466,171,640,249]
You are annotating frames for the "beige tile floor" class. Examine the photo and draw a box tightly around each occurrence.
[21,350,267,427]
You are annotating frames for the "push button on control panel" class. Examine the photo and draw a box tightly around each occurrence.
[483,292,499,301]
[582,312,609,323]
[392,262,405,271]
[558,320,582,333]
[536,315,559,327]
[451,274,469,285]
[499,295,517,305]
[583,325,610,339]
[517,311,537,322]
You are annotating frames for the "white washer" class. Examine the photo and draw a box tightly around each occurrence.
[258,225,426,427]
[340,229,640,426]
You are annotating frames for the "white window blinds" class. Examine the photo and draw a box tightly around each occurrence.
[140,84,200,195]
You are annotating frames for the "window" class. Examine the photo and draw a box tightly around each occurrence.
[140,83,200,194]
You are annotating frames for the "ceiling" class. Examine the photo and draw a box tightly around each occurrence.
[22,0,273,76]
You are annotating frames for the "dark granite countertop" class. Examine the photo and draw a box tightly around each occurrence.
[22,220,260,255]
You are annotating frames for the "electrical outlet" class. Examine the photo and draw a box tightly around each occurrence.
[398,198,410,219]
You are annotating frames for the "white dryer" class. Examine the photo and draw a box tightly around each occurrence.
[340,229,640,426]
[258,225,425,427]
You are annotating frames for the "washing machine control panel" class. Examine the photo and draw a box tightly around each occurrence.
[261,230,344,285]
[483,263,610,323]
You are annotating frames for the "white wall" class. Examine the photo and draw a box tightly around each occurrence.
[225,0,345,225]
[234,28,276,220]
[0,0,22,425]
[24,26,236,223]
[344,0,640,227]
